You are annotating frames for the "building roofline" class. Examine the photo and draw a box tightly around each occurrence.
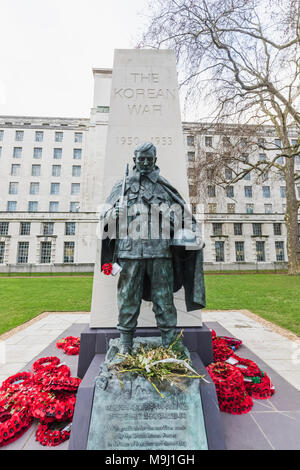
[0,115,89,121]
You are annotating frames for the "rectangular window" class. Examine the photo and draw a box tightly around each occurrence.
[71,183,80,195]
[11,164,21,176]
[256,241,265,262]
[227,203,235,214]
[43,222,54,236]
[264,204,272,214]
[244,186,252,198]
[226,186,234,198]
[241,153,249,163]
[297,187,300,198]
[205,136,212,147]
[55,131,63,142]
[33,147,42,159]
[17,242,29,263]
[35,131,43,142]
[207,185,216,197]
[187,135,194,146]
[70,202,79,212]
[74,132,82,143]
[234,223,243,236]
[65,222,76,235]
[52,165,61,177]
[72,165,81,177]
[253,223,262,236]
[9,182,18,195]
[49,201,59,212]
[50,183,60,195]
[273,223,282,236]
[0,130,3,141]
[276,155,284,164]
[187,151,195,162]
[243,172,251,180]
[28,201,38,212]
[259,153,266,161]
[13,147,22,158]
[53,148,62,159]
[213,223,222,236]
[32,164,41,176]
[15,130,24,141]
[73,148,82,160]
[7,201,17,212]
[208,203,217,213]
[64,242,75,263]
[258,137,265,147]
[280,186,286,198]
[282,204,286,212]
[0,222,9,235]
[275,241,285,261]
[0,242,4,263]
[215,241,225,262]
[40,242,52,263]
[30,182,39,195]
[225,168,233,180]
[262,186,270,198]
[274,139,281,148]
[20,222,31,235]
[235,241,245,262]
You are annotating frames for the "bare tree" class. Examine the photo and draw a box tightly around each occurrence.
[141,0,300,274]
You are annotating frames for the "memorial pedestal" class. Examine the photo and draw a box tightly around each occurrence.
[69,326,226,450]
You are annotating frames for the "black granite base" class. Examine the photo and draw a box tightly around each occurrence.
[77,325,214,379]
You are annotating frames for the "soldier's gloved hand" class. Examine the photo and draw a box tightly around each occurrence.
[112,204,126,219]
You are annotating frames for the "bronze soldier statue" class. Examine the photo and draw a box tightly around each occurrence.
[101,142,205,354]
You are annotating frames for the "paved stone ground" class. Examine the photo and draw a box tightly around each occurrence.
[0,310,299,450]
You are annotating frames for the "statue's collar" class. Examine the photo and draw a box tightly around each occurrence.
[130,166,160,184]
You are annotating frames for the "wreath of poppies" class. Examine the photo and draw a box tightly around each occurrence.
[0,407,33,448]
[209,330,275,413]
[102,262,113,275]
[56,337,80,356]
[35,422,71,447]
[0,355,81,447]
[207,362,253,415]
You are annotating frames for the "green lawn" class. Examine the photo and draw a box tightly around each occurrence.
[0,277,93,336]
[0,274,299,337]
[204,274,300,337]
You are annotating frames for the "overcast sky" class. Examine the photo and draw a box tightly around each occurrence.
[0,0,150,118]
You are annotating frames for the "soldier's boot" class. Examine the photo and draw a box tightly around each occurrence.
[161,329,178,349]
[119,331,134,355]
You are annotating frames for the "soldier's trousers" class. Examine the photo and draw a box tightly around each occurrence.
[117,258,177,334]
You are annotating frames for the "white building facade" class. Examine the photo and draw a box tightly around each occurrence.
[0,69,299,272]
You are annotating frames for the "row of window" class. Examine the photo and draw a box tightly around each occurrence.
[0,222,76,236]
[212,222,283,237]
[8,182,80,195]
[207,202,287,214]
[207,185,287,198]
[214,240,285,263]
[0,241,75,264]
[2,147,83,160]
[186,134,298,149]
[9,164,81,177]
[0,130,83,143]
[6,201,79,212]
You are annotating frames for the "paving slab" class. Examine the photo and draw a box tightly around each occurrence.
[0,311,299,450]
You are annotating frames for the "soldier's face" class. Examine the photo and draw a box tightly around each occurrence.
[135,151,156,174]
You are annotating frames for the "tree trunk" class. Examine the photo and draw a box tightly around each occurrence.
[284,147,300,275]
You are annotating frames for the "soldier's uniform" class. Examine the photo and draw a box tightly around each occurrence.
[106,166,178,348]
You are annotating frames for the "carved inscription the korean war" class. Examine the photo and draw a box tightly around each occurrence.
[113,72,176,116]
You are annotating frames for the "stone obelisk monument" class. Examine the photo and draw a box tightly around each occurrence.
[90,49,202,328]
